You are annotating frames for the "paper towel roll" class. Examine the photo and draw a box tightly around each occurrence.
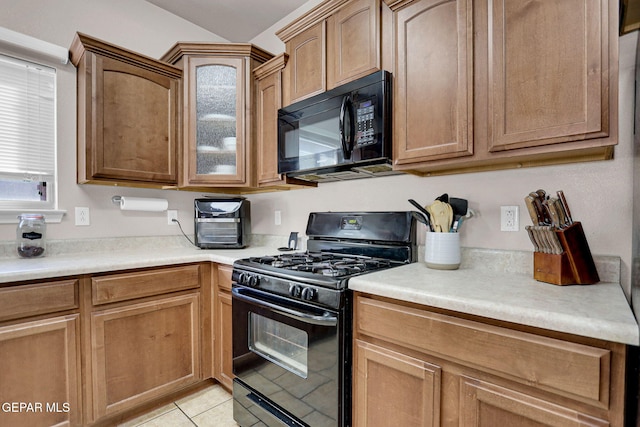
[119,197,168,212]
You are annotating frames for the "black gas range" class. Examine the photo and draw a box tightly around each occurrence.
[232,212,418,427]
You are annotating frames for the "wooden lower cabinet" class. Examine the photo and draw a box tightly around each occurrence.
[354,339,441,427]
[353,293,626,427]
[0,315,81,427]
[89,293,200,420]
[459,377,608,427]
[214,265,234,390]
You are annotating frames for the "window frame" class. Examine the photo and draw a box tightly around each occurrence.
[0,50,65,224]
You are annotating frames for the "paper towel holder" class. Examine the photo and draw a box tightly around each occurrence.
[111,196,122,205]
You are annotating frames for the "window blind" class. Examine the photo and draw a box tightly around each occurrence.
[0,54,56,181]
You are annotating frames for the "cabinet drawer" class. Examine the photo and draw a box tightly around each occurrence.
[217,265,233,292]
[0,280,78,322]
[92,265,200,305]
[355,296,611,406]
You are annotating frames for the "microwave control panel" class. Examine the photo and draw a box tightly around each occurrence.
[356,98,376,146]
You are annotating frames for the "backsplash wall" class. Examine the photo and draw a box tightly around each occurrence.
[0,0,636,299]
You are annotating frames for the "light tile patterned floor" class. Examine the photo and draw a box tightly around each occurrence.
[119,384,238,427]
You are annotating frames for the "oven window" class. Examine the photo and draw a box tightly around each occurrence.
[249,313,308,378]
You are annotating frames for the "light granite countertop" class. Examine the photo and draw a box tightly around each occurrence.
[349,249,639,346]
[0,236,282,283]
[1,237,637,346]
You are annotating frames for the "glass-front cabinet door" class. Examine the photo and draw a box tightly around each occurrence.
[187,57,246,185]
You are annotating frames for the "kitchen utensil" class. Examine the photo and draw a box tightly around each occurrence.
[436,193,449,203]
[524,195,543,225]
[408,199,433,231]
[552,198,568,228]
[525,226,540,252]
[427,201,453,232]
[557,190,573,225]
[449,197,468,217]
[528,192,551,225]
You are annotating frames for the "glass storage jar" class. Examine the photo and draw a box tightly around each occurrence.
[16,213,46,258]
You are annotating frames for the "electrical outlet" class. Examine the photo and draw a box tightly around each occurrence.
[274,210,282,226]
[75,207,90,226]
[500,206,519,231]
[167,210,178,225]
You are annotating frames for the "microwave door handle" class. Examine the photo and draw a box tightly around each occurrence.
[339,95,354,159]
[232,287,338,326]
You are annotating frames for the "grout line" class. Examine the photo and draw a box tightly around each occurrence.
[175,404,198,426]
[130,403,179,427]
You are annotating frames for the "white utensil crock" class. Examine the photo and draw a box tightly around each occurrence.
[425,231,461,270]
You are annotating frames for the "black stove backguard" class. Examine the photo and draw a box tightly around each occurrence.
[305,211,418,263]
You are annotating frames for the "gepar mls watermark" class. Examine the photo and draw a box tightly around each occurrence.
[1,402,70,413]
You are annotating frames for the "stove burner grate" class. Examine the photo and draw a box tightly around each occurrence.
[249,252,393,277]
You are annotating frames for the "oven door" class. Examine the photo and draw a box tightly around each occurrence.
[232,285,344,427]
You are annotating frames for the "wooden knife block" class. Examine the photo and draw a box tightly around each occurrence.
[533,222,599,285]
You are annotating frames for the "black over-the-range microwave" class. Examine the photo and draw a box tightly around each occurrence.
[277,70,399,183]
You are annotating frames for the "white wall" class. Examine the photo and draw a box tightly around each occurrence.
[0,0,636,299]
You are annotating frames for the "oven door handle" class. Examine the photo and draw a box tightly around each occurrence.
[232,287,338,326]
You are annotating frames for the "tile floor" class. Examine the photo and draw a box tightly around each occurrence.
[118,384,238,427]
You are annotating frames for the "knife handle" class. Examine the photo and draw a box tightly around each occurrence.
[525,195,543,225]
[557,190,573,225]
[553,198,568,228]
[543,198,560,229]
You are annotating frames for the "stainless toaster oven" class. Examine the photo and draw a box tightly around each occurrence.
[194,198,250,249]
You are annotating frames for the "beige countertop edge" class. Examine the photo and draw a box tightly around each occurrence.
[0,245,279,283]
[1,246,637,346]
[348,262,639,346]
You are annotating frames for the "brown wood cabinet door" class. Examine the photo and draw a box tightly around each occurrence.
[327,0,381,89]
[459,376,608,427]
[392,0,473,165]
[214,265,234,390]
[89,54,179,184]
[0,315,81,427]
[284,22,326,106]
[353,339,441,427]
[256,62,283,185]
[90,294,200,419]
[485,0,608,152]
[184,57,247,186]
[215,289,234,391]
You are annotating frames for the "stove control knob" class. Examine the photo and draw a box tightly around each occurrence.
[248,275,260,287]
[289,284,302,298]
[301,287,317,301]
[237,273,247,285]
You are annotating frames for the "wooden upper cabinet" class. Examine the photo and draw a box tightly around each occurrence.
[391,0,617,175]
[485,0,610,152]
[327,0,381,88]
[389,0,473,165]
[283,22,326,106]
[278,0,381,106]
[162,44,273,188]
[255,54,289,185]
[70,33,181,186]
[254,54,317,189]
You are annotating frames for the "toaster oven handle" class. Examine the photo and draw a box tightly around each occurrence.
[339,95,354,160]
[232,287,338,326]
